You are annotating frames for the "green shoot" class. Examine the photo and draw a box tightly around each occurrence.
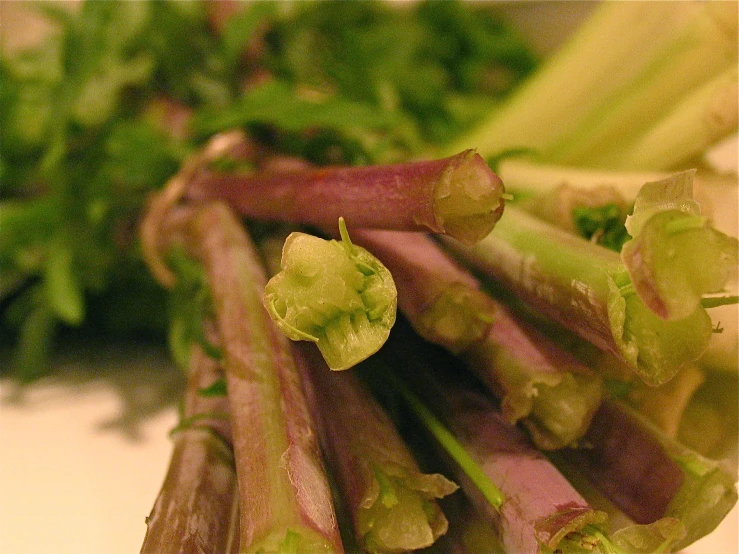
[263,218,397,370]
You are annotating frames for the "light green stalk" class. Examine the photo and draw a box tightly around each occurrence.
[442,206,713,386]
[497,158,667,203]
[442,2,737,170]
[626,363,706,440]
[497,160,739,373]
[263,218,397,370]
[514,181,630,250]
[390,373,505,513]
[594,66,738,170]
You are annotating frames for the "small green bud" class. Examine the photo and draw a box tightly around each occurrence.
[264,219,397,370]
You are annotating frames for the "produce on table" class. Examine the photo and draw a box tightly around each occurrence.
[350,229,603,451]
[1,1,737,553]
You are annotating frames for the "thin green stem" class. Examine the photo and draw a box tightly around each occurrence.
[388,372,505,511]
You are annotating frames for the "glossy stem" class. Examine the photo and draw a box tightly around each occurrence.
[178,201,344,553]
[140,343,238,554]
[185,149,505,245]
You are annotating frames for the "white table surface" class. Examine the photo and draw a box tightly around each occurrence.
[0,341,182,554]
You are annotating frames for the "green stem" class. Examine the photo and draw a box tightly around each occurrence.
[386,371,505,511]
[442,206,714,386]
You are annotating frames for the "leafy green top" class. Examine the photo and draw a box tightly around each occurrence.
[0,0,536,380]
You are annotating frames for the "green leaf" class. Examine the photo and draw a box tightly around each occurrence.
[166,247,219,369]
[573,204,630,251]
[2,285,57,381]
[44,235,84,325]
[219,2,278,70]
[198,378,227,398]
[193,79,402,136]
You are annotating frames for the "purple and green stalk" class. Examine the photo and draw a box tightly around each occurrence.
[352,229,602,450]
[173,201,344,553]
[550,453,690,554]
[350,229,498,355]
[140,343,238,554]
[563,399,738,551]
[465,302,603,450]
[442,205,714,386]
[259,231,456,553]
[374,329,608,554]
[185,149,505,245]
[294,341,458,554]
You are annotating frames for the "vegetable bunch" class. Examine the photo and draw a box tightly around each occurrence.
[2,2,737,554]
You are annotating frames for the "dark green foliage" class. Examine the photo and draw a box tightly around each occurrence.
[572,204,631,251]
[0,0,536,379]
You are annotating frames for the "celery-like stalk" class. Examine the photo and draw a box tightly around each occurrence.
[698,301,739,374]
[498,159,739,255]
[185,149,505,245]
[593,66,738,170]
[442,205,714,386]
[141,344,238,554]
[443,2,738,170]
[294,342,457,554]
[263,219,397,371]
[497,157,667,203]
[678,371,738,460]
[427,494,505,554]
[172,202,344,553]
[496,162,738,373]
[374,332,607,554]
[352,229,602,450]
[621,170,738,321]
[626,364,706,440]
[567,400,738,551]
